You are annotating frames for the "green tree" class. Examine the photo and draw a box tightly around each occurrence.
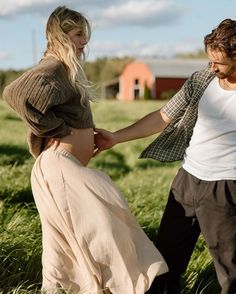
[143,82,152,100]
[175,49,207,59]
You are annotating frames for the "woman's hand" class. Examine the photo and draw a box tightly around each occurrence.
[93,128,117,156]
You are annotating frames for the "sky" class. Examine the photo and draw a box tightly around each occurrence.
[0,0,235,70]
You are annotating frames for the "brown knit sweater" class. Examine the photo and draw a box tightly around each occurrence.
[3,56,94,158]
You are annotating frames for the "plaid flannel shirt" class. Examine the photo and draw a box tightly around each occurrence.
[140,67,215,162]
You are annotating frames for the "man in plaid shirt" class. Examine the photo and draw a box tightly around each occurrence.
[95,18,236,294]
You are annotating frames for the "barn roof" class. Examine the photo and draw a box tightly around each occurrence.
[138,58,209,78]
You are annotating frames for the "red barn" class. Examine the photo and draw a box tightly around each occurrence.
[115,58,208,100]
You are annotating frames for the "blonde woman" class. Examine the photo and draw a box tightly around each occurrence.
[3,6,168,294]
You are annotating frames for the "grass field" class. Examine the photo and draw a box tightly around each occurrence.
[0,98,220,293]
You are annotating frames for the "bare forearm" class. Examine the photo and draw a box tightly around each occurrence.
[113,109,171,144]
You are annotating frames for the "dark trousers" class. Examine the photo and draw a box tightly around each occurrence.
[146,168,236,294]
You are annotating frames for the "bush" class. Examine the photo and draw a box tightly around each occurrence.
[159,89,177,100]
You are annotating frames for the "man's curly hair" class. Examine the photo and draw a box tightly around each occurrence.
[204,18,236,60]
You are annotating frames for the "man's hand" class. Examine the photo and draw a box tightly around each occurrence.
[93,128,117,156]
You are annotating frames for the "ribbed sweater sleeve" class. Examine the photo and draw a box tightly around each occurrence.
[3,71,71,138]
[3,56,94,158]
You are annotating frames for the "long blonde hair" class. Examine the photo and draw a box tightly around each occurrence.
[43,6,94,104]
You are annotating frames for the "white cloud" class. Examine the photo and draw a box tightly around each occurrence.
[0,51,10,60]
[0,0,194,69]
[0,0,184,29]
[0,0,118,17]
[94,0,184,27]
[0,0,58,16]
[89,39,202,60]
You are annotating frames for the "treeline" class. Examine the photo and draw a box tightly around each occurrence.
[84,56,133,83]
[0,69,25,95]
[0,51,207,97]
[0,56,133,96]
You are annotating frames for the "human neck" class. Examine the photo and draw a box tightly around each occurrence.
[220,78,236,90]
[226,75,236,84]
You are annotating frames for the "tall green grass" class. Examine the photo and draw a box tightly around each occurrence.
[0,99,220,293]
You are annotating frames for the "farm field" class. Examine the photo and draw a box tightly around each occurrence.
[0,98,219,293]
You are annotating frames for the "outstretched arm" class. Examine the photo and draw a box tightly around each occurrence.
[94,109,171,152]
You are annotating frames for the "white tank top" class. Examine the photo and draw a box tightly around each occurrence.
[182,77,236,180]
